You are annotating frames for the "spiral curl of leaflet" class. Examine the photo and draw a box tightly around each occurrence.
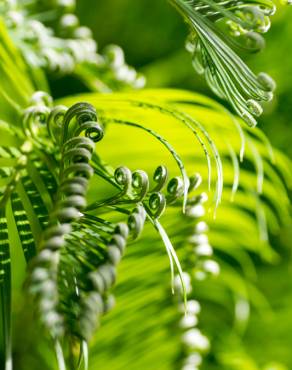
[22,92,52,147]
[87,165,166,211]
[191,0,275,32]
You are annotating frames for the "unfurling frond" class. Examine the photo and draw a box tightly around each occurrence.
[0,2,291,369]
[169,0,284,126]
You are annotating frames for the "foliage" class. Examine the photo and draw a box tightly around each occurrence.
[169,0,277,127]
[0,1,291,370]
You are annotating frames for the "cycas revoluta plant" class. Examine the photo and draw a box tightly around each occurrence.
[0,1,291,370]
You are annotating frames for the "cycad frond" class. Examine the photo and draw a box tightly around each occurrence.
[56,88,290,368]
[0,2,291,370]
[0,76,290,368]
[54,90,291,369]
[169,0,282,126]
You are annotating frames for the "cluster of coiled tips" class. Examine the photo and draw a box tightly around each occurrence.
[4,0,97,73]
[2,0,145,89]
[88,164,191,221]
[171,0,277,127]
[28,101,104,338]
[22,91,54,147]
[191,0,276,36]
[172,172,219,370]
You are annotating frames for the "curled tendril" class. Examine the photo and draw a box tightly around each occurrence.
[87,162,184,220]
[63,137,96,162]
[87,166,132,209]
[47,106,68,144]
[61,102,103,144]
[167,176,185,203]
[233,5,272,33]
[188,173,202,193]
[23,105,51,145]
[146,192,167,219]
[53,106,102,222]
[151,165,168,192]
[87,167,150,209]
[115,166,132,192]
[131,170,149,202]
[127,205,147,239]
[257,72,276,92]
[191,0,275,30]
[243,31,266,52]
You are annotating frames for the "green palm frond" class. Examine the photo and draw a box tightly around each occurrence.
[0,85,290,369]
[57,88,291,369]
[0,2,291,370]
